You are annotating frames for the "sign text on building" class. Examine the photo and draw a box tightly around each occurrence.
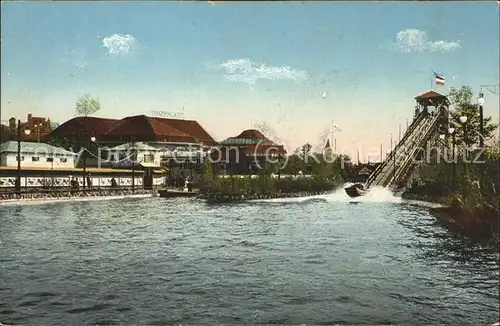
[150,110,184,118]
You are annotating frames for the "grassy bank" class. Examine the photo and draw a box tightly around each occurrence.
[402,144,499,240]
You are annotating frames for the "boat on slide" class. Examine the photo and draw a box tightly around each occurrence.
[344,183,369,198]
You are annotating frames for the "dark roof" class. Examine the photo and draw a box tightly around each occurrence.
[103,115,198,143]
[237,129,271,141]
[150,117,217,146]
[221,129,277,146]
[414,90,450,103]
[44,114,216,146]
[46,116,121,140]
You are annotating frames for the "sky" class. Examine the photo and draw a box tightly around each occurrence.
[1,1,499,162]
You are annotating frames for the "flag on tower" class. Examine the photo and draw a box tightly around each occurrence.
[433,72,445,86]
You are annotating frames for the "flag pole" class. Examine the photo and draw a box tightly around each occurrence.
[430,72,433,90]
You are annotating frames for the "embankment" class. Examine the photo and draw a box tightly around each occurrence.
[198,190,333,203]
[402,190,499,242]
[0,188,157,205]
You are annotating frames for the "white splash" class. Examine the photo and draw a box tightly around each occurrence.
[249,185,402,204]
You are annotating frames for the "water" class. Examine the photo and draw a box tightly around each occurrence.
[1,188,498,325]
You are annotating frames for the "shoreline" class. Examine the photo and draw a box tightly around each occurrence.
[0,189,157,206]
[198,189,337,204]
[401,191,499,242]
[0,193,155,206]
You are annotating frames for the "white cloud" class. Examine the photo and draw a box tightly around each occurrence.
[216,58,309,84]
[101,34,137,55]
[391,29,461,53]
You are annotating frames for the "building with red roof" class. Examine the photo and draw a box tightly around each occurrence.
[215,129,286,174]
[45,114,217,186]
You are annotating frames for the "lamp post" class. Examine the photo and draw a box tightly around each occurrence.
[16,121,31,195]
[459,116,468,175]
[81,135,96,190]
[277,151,282,180]
[131,138,135,192]
[438,134,445,163]
[448,127,456,190]
[477,93,485,192]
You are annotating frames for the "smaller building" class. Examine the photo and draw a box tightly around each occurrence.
[0,141,79,170]
[216,129,286,174]
[104,142,162,168]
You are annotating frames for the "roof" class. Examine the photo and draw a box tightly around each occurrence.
[104,115,198,143]
[46,116,121,140]
[414,90,446,99]
[150,117,217,146]
[0,141,78,156]
[44,114,217,146]
[220,129,277,146]
[358,167,372,175]
[108,142,161,151]
[414,90,450,106]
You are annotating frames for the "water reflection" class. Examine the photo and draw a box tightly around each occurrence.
[0,196,498,325]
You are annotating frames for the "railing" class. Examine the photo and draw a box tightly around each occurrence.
[371,114,435,188]
[365,112,426,188]
[380,117,433,186]
[390,112,442,187]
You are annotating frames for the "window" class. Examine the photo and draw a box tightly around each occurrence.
[32,157,40,162]
[16,156,25,161]
[60,158,68,163]
[143,154,155,163]
[46,157,54,162]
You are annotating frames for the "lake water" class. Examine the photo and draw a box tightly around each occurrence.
[1,187,498,324]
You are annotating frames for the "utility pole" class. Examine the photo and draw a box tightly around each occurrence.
[478,90,485,192]
[398,124,402,144]
[16,120,21,195]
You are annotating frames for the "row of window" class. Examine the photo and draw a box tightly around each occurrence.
[16,156,68,163]
[106,154,155,163]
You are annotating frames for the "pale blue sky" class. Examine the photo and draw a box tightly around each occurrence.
[1,1,499,160]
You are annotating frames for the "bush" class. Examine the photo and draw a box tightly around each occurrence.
[200,175,340,197]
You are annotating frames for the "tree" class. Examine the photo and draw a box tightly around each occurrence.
[448,86,497,147]
[75,94,100,117]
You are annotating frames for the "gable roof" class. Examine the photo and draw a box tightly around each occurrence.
[103,115,198,143]
[414,90,450,108]
[0,141,78,156]
[150,117,217,146]
[358,166,372,175]
[415,90,446,100]
[46,116,121,140]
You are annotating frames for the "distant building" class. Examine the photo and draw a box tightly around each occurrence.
[7,113,54,142]
[216,129,286,174]
[0,141,79,170]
